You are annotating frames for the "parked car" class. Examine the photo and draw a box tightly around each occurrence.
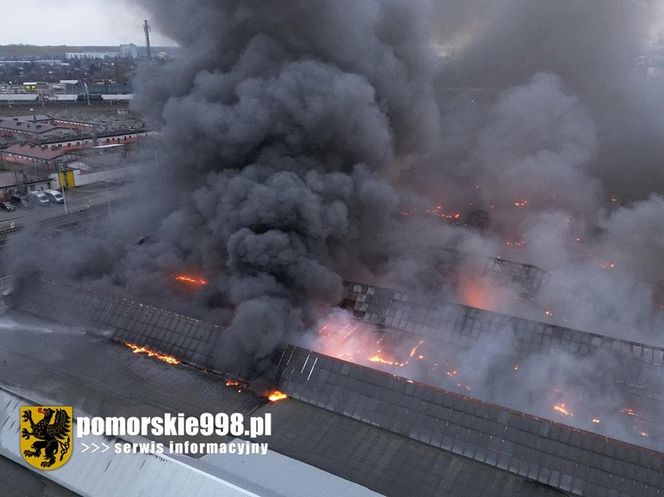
[0,202,16,212]
[43,190,65,204]
[11,196,33,209]
[29,191,50,207]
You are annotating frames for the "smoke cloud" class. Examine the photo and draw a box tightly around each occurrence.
[7,0,664,388]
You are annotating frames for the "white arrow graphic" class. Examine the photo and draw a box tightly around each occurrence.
[90,443,99,453]
[101,443,110,453]
[81,442,89,453]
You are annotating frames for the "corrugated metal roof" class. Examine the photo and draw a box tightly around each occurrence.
[0,315,564,497]
[12,278,225,370]
[253,400,567,497]
[275,345,664,497]
[10,278,664,496]
[2,143,71,161]
[0,388,381,497]
[201,441,384,497]
[0,454,79,497]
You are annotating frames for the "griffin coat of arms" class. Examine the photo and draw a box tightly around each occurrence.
[20,406,73,470]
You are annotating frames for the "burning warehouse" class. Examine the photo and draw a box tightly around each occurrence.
[3,0,664,496]
[1,275,663,496]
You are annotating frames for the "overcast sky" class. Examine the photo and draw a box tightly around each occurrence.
[0,1,174,46]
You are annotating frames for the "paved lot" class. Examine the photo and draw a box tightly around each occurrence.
[0,180,139,230]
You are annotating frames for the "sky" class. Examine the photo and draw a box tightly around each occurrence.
[0,1,174,46]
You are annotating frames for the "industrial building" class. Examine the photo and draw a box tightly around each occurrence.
[0,170,52,198]
[0,93,134,107]
[1,143,77,167]
[0,273,662,497]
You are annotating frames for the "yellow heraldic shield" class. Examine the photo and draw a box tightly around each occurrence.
[20,406,73,470]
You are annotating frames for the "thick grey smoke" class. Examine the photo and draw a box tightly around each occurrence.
[7,0,664,387]
[429,0,664,198]
[116,0,447,373]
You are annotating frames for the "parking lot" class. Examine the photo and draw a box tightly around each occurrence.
[0,180,137,230]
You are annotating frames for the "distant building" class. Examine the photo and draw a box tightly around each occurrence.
[0,171,52,198]
[65,52,120,60]
[0,130,155,168]
[0,94,39,106]
[22,82,48,93]
[0,114,97,140]
[120,44,139,59]
[59,80,81,93]
[1,143,76,167]
[0,115,61,137]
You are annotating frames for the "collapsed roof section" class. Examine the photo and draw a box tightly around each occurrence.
[341,281,664,404]
[440,248,548,300]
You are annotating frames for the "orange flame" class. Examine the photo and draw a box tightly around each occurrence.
[459,277,499,310]
[592,418,601,424]
[124,342,181,365]
[553,403,574,417]
[368,352,407,367]
[620,407,637,417]
[599,261,617,270]
[408,340,425,359]
[225,379,247,393]
[173,274,209,286]
[426,205,462,221]
[368,339,425,368]
[505,239,526,247]
[267,391,288,402]
[400,205,461,221]
[513,200,529,208]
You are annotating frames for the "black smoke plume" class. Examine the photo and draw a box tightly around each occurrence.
[7,0,664,380]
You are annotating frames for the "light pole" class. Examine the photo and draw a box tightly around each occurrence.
[58,164,69,214]
[104,173,114,226]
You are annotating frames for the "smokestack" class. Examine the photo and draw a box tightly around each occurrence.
[143,19,152,60]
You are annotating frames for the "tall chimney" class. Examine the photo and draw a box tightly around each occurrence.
[144,19,152,60]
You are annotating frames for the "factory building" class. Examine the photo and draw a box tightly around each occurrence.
[1,143,76,167]
[4,275,663,497]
